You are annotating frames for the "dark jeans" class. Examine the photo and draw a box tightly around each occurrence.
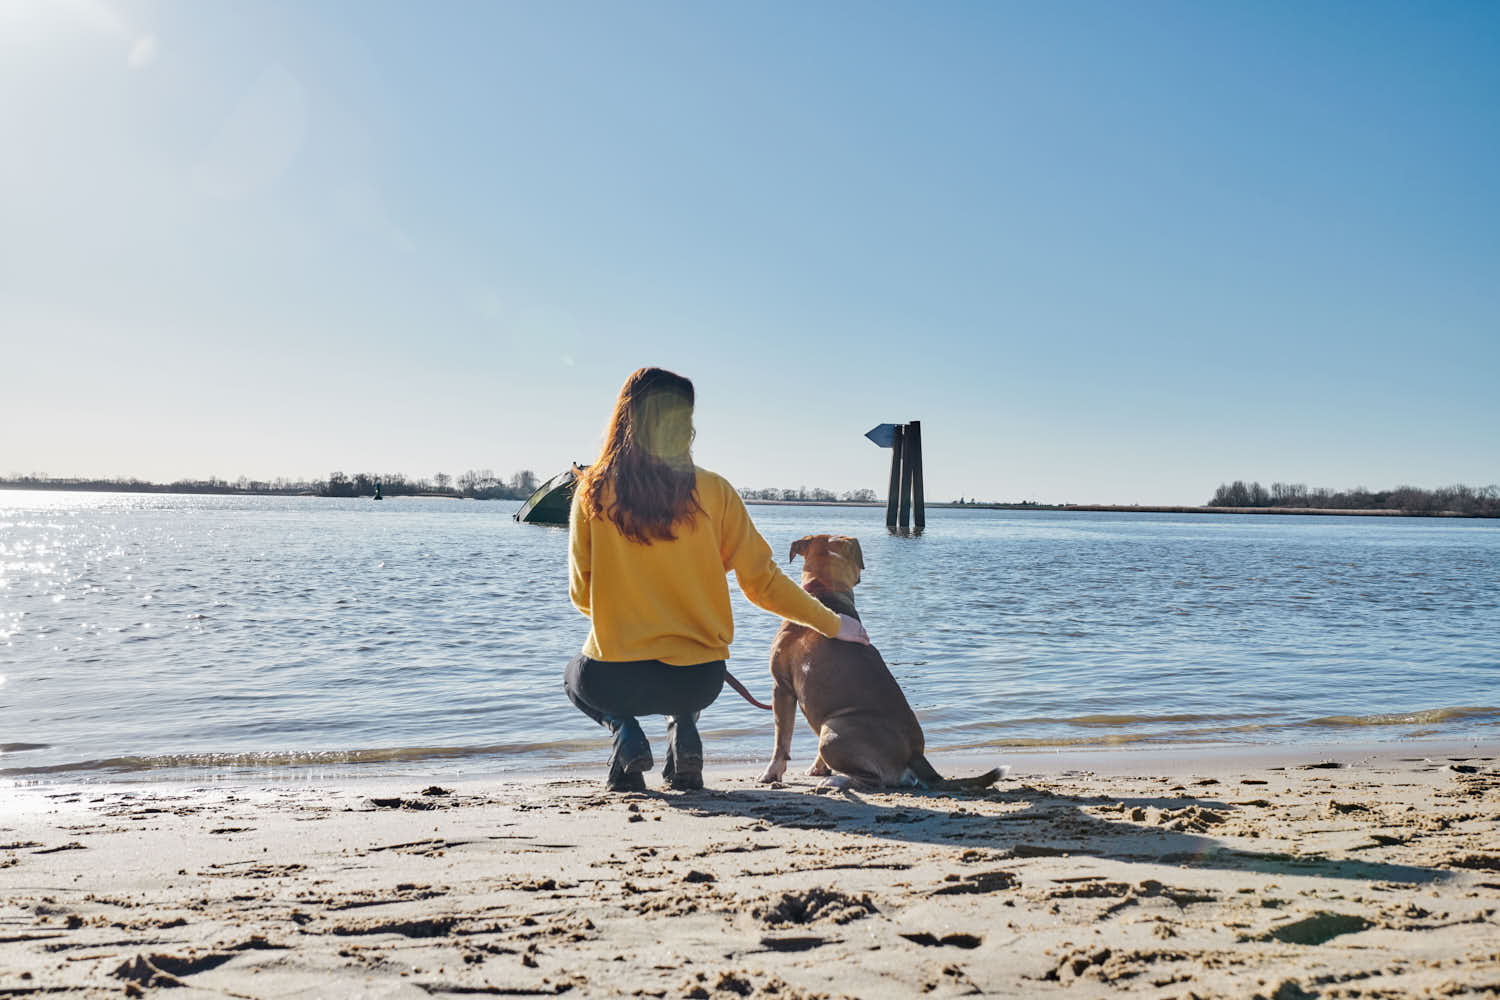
[564,654,726,728]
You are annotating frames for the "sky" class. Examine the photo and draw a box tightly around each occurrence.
[2,1,1496,504]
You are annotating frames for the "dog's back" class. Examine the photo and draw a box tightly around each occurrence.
[773,605,925,723]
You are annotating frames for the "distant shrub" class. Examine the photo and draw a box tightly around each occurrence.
[1208,481,1499,516]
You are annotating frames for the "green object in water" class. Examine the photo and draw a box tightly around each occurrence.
[515,466,583,525]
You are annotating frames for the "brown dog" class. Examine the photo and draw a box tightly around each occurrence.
[757,534,1003,791]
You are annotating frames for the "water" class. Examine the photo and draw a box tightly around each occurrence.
[2,490,1497,781]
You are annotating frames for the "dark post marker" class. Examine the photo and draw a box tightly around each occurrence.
[867,420,922,533]
[886,424,905,529]
[898,427,915,530]
[909,420,925,530]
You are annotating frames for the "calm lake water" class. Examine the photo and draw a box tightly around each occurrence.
[2,490,1497,782]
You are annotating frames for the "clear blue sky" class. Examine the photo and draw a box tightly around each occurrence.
[3,1,1496,503]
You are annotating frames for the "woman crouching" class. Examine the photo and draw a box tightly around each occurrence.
[565,366,869,791]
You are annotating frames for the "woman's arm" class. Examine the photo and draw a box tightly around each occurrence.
[718,488,842,636]
[568,487,592,618]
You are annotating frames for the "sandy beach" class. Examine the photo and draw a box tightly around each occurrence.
[3,745,1497,998]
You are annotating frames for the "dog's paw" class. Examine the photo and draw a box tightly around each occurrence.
[806,759,831,777]
[816,775,853,793]
[757,762,787,784]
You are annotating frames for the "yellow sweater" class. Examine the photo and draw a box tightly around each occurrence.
[569,468,843,665]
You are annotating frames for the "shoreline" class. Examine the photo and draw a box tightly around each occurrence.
[3,743,1496,997]
[7,734,1499,788]
[744,499,1495,518]
[10,742,1498,808]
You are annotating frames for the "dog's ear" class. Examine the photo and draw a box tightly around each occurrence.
[788,537,811,563]
[847,538,864,570]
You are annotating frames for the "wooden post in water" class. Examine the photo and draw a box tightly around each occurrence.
[885,424,905,529]
[869,420,925,533]
[909,420,925,530]
[898,434,915,530]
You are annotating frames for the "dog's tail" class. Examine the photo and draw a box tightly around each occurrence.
[723,670,772,711]
[910,755,1008,792]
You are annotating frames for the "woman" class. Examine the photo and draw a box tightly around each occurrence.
[567,367,870,791]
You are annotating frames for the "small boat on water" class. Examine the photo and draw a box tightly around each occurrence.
[514,465,585,525]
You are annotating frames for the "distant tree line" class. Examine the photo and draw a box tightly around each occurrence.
[1208,480,1500,517]
[739,487,880,503]
[318,468,538,500]
[0,474,315,495]
[0,469,545,501]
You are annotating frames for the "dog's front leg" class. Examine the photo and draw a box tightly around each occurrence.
[806,753,831,777]
[757,683,798,783]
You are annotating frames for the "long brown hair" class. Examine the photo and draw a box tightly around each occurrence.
[577,367,703,543]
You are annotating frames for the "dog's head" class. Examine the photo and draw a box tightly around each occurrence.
[788,534,864,590]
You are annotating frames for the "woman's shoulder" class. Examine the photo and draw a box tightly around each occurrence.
[692,467,748,514]
[692,466,737,497]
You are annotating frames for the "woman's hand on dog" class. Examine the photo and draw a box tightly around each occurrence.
[835,613,871,645]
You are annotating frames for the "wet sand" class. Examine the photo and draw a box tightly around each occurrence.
[3,746,1498,998]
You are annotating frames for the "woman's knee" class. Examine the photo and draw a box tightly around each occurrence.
[564,655,608,725]
[673,661,724,715]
